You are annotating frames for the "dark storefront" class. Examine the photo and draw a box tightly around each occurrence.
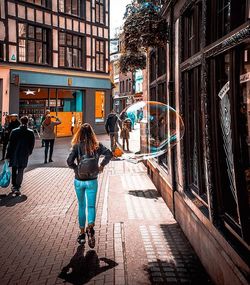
[147,1,250,284]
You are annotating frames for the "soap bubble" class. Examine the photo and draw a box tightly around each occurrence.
[116,101,185,163]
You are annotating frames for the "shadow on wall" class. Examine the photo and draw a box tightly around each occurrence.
[58,245,118,285]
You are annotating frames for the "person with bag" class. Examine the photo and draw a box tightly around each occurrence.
[67,123,112,247]
[41,114,61,163]
[6,116,35,195]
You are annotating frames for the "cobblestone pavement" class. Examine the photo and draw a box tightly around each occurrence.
[0,137,212,285]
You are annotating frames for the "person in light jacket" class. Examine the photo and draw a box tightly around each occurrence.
[41,115,61,163]
[6,116,35,195]
[67,123,112,247]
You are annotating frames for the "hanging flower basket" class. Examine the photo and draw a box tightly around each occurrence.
[119,53,146,74]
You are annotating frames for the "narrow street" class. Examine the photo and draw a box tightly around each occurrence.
[0,137,211,285]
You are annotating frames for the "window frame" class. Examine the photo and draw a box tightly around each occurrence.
[182,1,202,61]
[58,31,85,70]
[95,39,105,72]
[183,66,207,205]
[58,0,83,18]
[21,0,51,8]
[95,0,105,25]
[207,0,247,44]
[18,22,51,65]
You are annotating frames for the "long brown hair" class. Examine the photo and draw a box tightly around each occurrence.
[71,123,99,154]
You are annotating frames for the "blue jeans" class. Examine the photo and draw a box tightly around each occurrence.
[74,178,98,229]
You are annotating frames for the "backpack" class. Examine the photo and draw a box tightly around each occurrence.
[77,145,99,180]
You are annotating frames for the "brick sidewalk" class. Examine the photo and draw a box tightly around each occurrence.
[0,137,212,285]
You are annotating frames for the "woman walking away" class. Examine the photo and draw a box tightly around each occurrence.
[41,115,61,163]
[67,123,112,248]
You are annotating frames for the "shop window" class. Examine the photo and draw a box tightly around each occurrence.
[183,67,207,203]
[18,23,51,65]
[58,0,83,17]
[209,47,250,244]
[24,0,51,8]
[95,0,105,24]
[96,39,105,72]
[59,32,85,69]
[207,0,246,44]
[95,91,105,123]
[19,87,83,137]
[182,1,202,61]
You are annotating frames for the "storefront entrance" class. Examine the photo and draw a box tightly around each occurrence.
[19,87,83,137]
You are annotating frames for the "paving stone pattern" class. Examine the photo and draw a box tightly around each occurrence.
[0,138,212,285]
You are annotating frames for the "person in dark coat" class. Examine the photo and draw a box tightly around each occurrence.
[105,110,120,151]
[6,116,35,195]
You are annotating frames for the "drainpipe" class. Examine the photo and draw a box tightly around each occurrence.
[168,1,177,217]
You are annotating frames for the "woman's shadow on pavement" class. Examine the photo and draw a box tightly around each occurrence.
[58,245,118,285]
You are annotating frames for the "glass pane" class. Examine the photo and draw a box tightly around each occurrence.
[43,29,47,42]
[65,0,72,13]
[58,0,64,12]
[100,54,104,71]
[96,54,100,70]
[100,41,104,52]
[59,47,65,66]
[28,40,35,62]
[96,4,100,22]
[36,27,42,40]
[72,0,78,15]
[67,34,72,46]
[34,0,42,5]
[36,41,42,63]
[18,23,26,38]
[59,32,65,45]
[73,35,78,47]
[73,48,78,67]
[66,47,72,67]
[78,37,82,48]
[100,5,104,24]
[28,26,35,38]
[43,43,47,64]
[95,91,105,122]
[96,40,99,52]
[18,39,26,61]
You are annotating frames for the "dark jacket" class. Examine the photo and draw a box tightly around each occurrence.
[105,113,119,134]
[67,142,113,181]
[6,126,35,168]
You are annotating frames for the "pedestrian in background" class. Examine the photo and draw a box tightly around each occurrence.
[6,116,35,195]
[8,114,20,132]
[40,109,50,147]
[67,123,112,247]
[71,112,76,136]
[41,115,61,164]
[105,110,120,151]
[120,121,130,151]
[1,115,10,160]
